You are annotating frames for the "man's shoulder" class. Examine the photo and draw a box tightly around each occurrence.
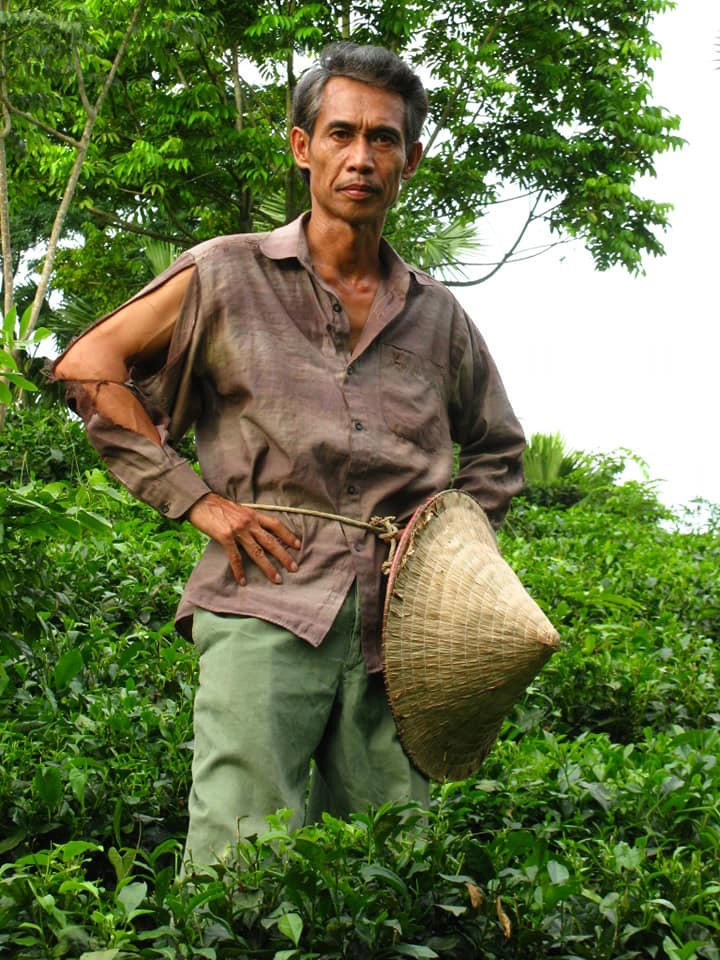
[385,241,461,305]
[186,232,268,265]
[405,262,466,316]
[407,263,447,291]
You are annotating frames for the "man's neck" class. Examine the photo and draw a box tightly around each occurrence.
[304,210,385,287]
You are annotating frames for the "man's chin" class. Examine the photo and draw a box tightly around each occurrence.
[337,200,388,227]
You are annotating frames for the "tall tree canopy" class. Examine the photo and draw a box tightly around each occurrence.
[1,0,682,338]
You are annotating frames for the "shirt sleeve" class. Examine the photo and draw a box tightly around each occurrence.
[449,314,526,528]
[54,255,212,520]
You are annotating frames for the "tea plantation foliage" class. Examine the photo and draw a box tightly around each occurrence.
[0,405,718,959]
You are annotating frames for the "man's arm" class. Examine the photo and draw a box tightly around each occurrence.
[54,268,189,442]
[450,318,526,528]
[54,269,301,585]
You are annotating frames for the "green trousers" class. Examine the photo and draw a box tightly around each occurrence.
[184,584,428,867]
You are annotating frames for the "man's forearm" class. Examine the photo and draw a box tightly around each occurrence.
[453,435,526,529]
[65,379,162,444]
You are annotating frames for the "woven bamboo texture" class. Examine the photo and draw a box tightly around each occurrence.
[382,490,560,781]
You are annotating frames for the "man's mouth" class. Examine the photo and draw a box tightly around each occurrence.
[338,183,381,198]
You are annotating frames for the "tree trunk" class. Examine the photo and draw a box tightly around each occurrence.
[24,0,146,342]
[0,0,146,429]
[0,0,13,316]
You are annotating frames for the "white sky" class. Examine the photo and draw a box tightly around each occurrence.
[454,1,719,511]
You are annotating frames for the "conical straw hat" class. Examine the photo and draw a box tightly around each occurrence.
[382,489,560,781]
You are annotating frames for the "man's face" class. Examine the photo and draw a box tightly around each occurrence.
[291,76,422,229]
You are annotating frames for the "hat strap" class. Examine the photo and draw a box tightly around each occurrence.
[238,503,401,573]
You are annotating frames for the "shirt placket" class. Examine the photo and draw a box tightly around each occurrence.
[319,290,373,533]
[311,270,408,670]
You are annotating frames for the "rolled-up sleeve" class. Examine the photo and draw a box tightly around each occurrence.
[55,256,211,520]
[83,417,211,519]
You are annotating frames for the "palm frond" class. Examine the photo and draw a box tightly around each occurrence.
[253,193,288,232]
[388,217,484,280]
[144,240,180,277]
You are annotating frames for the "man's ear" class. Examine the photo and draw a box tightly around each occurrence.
[402,141,423,181]
[290,126,311,173]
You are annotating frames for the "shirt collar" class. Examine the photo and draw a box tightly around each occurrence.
[259,212,434,292]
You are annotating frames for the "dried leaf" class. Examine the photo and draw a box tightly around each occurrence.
[496,896,512,939]
[466,881,484,911]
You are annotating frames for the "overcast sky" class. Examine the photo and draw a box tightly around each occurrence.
[454,1,719,512]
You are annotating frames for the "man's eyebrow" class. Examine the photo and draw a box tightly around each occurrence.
[324,119,403,139]
[325,120,356,131]
[370,124,402,139]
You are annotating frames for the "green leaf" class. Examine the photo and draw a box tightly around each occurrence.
[361,864,410,899]
[547,860,570,884]
[0,829,26,855]
[661,775,685,795]
[30,326,52,343]
[53,647,84,689]
[0,348,18,371]
[277,912,303,947]
[68,766,88,806]
[116,881,148,918]
[4,372,38,391]
[18,303,34,339]
[34,765,63,808]
[2,305,16,342]
[394,945,439,958]
[437,903,467,916]
[60,840,102,862]
[108,847,137,884]
[70,508,113,534]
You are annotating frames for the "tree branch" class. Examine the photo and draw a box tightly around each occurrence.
[0,0,14,315]
[161,199,198,241]
[25,0,147,342]
[71,40,93,117]
[85,204,187,244]
[231,44,242,133]
[3,100,81,148]
[445,192,544,286]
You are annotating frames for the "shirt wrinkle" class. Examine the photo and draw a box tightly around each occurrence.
[61,213,525,673]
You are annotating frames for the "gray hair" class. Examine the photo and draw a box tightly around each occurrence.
[292,42,428,157]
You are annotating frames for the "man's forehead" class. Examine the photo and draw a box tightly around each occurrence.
[316,76,406,128]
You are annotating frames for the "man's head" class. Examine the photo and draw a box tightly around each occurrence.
[292,43,428,169]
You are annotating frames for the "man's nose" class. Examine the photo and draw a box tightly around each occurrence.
[347,136,374,171]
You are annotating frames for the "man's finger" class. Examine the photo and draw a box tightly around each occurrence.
[252,525,300,573]
[225,542,247,586]
[239,533,284,584]
[256,512,302,549]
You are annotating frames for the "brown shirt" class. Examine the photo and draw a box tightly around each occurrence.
[62,215,525,672]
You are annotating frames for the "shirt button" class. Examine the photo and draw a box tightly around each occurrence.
[332,302,342,313]
[353,420,364,431]
[353,542,363,552]
[347,365,354,376]
[159,501,170,515]
[347,484,358,495]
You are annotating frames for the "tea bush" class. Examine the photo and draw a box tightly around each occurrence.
[0,405,718,958]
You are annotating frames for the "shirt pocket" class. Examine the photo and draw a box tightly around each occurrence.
[379,343,448,452]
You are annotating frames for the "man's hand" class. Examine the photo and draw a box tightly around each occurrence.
[187,493,301,586]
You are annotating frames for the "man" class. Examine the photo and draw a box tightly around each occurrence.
[54,42,525,867]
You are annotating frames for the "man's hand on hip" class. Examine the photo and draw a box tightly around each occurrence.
[187,493,301,586]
